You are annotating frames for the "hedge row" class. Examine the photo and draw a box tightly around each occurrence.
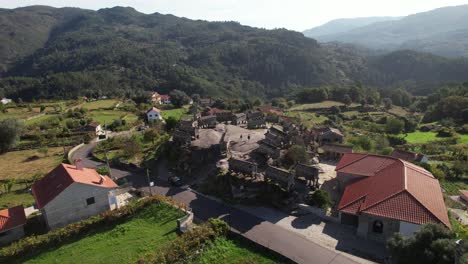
[138,218,229,264]
[0,195,185,262]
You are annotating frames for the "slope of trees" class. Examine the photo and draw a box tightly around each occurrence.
[1,6,468,101]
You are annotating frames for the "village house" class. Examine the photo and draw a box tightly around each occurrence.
[391,149,428,163]
[228,158,258,176]
[83,121,103,136]
[312,127,344,144]
[32,160,118,230]
[146,107,163,122]
[1,98,12,105]
[321,144,353,160]
[199,98,214,107]
[231,113,247,125]
[247,111,266,129]
[198,115,217,128]
[0,206,26,245]
[257,139,281,159]
[295,163,320,188]
[265,165,295,192]
[336,153,450,242]
[159,94,171,104]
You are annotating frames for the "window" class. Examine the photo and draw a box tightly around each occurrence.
[372,220,383,233]
[86,197,95,205]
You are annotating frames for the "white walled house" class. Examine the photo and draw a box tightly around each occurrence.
[146,107,163,121]
[0,206,26,245]
[32,160,118,230]
[337,153,450,242]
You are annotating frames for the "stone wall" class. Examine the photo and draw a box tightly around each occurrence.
[265,166,295,191]
[357,214,400,243]
[228,158,257,175]
[295,163,319,187]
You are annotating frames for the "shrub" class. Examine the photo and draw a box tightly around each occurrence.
[310,189,331,209]
[140,218,229,264]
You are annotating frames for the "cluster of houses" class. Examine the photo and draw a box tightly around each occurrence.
[150,92,171,105]
[167,102,451,243]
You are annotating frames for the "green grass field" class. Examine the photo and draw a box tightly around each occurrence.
[289,101,360,111]
[24,203,183,264]
[89,110,131,124]
[458,134,468,145]
[192,237,289,264]
[82,100,120,110]
[284,111,328,127]
[401,131,442,144]
[161,108,189,121]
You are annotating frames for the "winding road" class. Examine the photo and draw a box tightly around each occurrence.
[72,143,365,264]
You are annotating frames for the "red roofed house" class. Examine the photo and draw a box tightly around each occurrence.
[336,153,450,242]
[0,206,26,245]
[159,94,171,104]
[391,149,428,163]
[32,160,118,230]
[146,107,163,122]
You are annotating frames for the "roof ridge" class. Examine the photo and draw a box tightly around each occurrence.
[338,194,367,210]
[362,189,406,211]
[336,154,368,170]
[404,190,451,228]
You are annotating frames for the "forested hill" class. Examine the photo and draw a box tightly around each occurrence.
[1,6,468,100]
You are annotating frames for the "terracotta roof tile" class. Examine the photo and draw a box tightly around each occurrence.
[338,154,450,228]
[0,206,26,232]
[32,164,117,209]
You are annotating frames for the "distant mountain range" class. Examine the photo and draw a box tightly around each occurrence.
[303,5,468,58]
[0,6,468,100]
[303,17,400,39]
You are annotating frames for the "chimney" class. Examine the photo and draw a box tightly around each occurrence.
[74,158,84,170]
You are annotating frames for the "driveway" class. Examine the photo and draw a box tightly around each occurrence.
[72,143,372,264]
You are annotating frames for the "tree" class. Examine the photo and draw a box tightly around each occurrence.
[309,189,331,209]
[165,116,178,131]
[387,223,464,264]
[386,118,404,134]
[123,136,141,159]
[383,98,393,110]
[343,94,352,106]
[143,128,158,145]
[0,119,23,153]
[169,89,191,107]
[191,93,201,103]
[285,145,308,166]
[40,105,46,113]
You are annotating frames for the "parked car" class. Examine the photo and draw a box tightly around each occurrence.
[169,176,183,187]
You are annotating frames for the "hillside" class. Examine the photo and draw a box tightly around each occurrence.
[0,6,468,100]
[303,16,400,39]
[310,5,468,58]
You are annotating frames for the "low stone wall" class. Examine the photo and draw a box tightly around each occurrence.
[67,143,84,164]
[297,203,339,223]
[177,211,194,233]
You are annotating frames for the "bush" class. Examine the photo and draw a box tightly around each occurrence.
[140,218,229,264]
[310,189,331,209]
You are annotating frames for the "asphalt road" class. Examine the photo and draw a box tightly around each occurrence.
[72,143,361,264]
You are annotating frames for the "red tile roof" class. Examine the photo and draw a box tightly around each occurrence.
[32,164,118,209]
[337,154,450,228]
[391,149,426,162]
[147,107,162,113]
[0,206,26,232]
[159,94,171,100]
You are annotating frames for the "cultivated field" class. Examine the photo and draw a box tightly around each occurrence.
[161,107,189,120]
[0,147,64,180]
[81,99,120,110]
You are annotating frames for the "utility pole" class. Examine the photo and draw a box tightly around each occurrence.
[146,168,153,196]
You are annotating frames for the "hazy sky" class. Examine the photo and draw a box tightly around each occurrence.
[1,0,468,31]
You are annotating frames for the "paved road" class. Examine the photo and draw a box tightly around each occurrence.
[72,143,362,264]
